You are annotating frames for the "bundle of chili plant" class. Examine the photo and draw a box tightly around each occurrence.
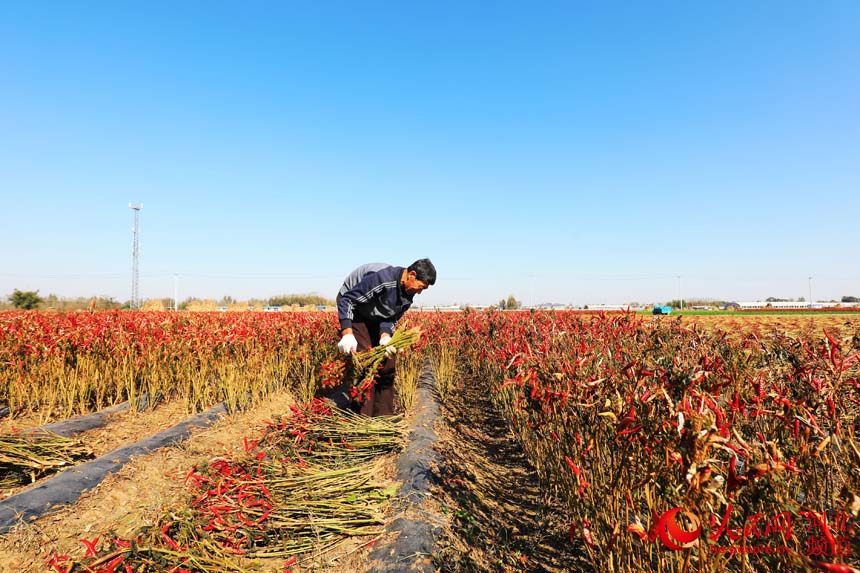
[349,326,423,401]
[260,401,404,466]
[0,431,93,488]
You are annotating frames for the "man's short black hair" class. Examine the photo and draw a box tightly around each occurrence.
[408,259,436,286]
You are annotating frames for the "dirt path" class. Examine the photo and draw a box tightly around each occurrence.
[432,377,587,573]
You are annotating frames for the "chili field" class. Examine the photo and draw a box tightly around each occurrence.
[1,310,859,572]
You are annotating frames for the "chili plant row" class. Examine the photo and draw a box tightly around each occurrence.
[418,310,860,573]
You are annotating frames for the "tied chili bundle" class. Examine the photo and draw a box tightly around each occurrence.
[46,399,403,573]
[321,326,423,402]
[0,430,93,488]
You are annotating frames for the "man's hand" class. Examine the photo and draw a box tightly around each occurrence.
[379,333,397,358]
[338,333,358,354]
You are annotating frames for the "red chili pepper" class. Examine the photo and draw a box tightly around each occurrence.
[823,328,840,359]
[727,457,748,493]
[564,456,582,477]
[80,537,99,557]
[162,532,180,551]
[721,441,747,458]
[103,555,125,573]
[616,425,642,436]
[184,465,208,486]
[564,456,590,495]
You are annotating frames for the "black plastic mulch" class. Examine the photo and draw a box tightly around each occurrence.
[367,365,444,572]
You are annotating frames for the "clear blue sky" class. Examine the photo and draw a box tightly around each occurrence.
[2,1,858,306]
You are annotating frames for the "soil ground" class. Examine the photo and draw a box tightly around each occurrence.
[431,377,588,573]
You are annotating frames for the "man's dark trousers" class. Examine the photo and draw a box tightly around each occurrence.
[350,321,395,416]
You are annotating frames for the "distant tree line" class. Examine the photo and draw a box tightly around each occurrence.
[267,294,335,307]
[496,295,521,310]
[1,289,335,311]
[176,294,335,310]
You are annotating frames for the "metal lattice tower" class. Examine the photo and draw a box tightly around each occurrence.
[129,203,143,309]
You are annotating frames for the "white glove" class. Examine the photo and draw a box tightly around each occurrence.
[379,333,397,357]
[337,333,358,354]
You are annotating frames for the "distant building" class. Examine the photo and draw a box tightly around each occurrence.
[737,301,821,310]
[413,305,464,312]
[533,303,573,310]
[583,304,631,312]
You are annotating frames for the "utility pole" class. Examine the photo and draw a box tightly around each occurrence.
[129,203,143,309]
[173,273,179,311]
[808,276,813,309]
[677,275,683,310]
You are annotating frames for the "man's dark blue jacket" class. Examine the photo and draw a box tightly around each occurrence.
[336,264,415,335]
